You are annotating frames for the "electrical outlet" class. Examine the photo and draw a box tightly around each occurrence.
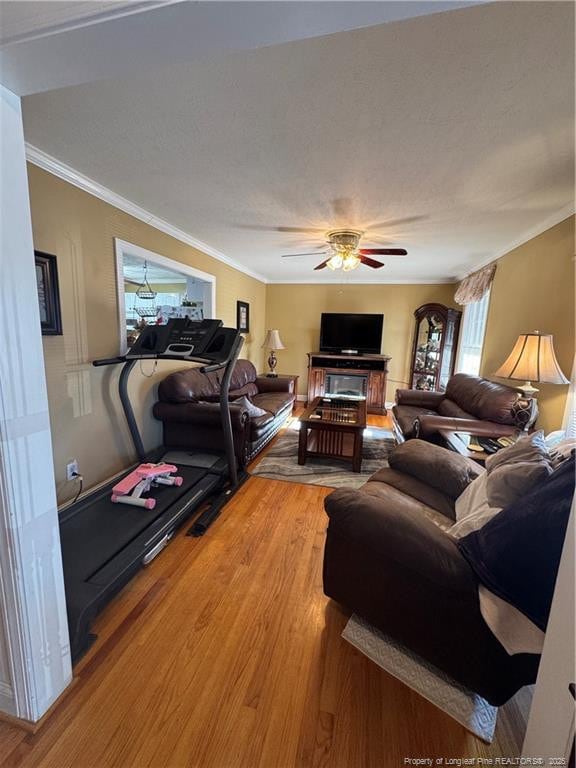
[66,460,79,481]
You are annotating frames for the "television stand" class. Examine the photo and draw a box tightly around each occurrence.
[306,353,390,414]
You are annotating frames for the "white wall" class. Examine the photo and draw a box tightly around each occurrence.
[0,84,72,721]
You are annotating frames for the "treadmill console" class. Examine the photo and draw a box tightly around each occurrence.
[127,319,239,364]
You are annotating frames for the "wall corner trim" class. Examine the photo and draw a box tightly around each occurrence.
[25,143,269,285]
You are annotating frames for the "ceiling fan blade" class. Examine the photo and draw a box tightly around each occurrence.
[281,251,328,258]
[314,260,329,271]
[359,248,407,256]
[359,255,385,269]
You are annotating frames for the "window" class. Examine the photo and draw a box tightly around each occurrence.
[114,239,215,354]
[455,291,490,376]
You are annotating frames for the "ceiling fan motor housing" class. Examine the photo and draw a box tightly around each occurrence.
[326,229,363,249]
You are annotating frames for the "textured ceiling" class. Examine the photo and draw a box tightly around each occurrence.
[21,1,575,283]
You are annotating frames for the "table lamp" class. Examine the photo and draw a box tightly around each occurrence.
[262,330,285,377]
[493,331,569,428]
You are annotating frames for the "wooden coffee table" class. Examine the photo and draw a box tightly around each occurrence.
[298,397,367,472]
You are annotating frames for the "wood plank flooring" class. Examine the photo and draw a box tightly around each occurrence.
[1,414,531,767]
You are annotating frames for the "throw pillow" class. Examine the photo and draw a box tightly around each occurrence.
[231,395,268,418]
[484,430,553,508]
[485,429,548,472]
[486,459,552,508]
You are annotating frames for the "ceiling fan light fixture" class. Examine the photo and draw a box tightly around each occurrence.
[342,253,361,271]
[326,253,343,270]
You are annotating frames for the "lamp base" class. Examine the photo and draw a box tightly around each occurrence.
[267,350,278,378]
[512,396,539,432]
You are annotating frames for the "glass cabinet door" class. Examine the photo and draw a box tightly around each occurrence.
[410,304,462,392]
[412,312,444,390]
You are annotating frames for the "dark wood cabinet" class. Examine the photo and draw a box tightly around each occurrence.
[409,303,461,392]
[307,353,390,414]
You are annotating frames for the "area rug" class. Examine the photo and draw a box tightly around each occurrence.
[250,423,396,489]
[342,614,498,743]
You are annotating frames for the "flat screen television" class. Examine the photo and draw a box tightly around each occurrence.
[319,313,383,355]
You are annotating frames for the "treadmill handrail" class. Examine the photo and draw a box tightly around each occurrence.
[93,356,127,366]
[92,330,244,476]
[93,354,227,373]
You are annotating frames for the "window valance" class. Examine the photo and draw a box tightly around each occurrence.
[454,264,496,305]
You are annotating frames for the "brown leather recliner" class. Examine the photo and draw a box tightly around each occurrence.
[323,440,541,706]
[153,359,295,466]
[393,373,528,440]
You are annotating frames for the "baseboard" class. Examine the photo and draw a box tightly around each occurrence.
[0,677,77,733]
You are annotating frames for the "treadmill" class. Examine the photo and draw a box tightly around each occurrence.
[59,318,244,661]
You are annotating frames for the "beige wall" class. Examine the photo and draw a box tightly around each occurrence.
[481,216,574,433]
[265,283,458,402]
[29,160,574,503]
[28,164,266,502]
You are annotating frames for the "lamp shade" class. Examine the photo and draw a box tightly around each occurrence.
[261,329,285,350]
[494,332,569,384]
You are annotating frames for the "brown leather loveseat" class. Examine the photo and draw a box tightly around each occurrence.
[153,359,295,466]
[393,373,527,440]
[323,440,543,706]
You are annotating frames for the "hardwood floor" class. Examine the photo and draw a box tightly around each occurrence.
[1,413,531,767]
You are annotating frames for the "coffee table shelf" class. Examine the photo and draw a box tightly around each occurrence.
[298,397,367,472]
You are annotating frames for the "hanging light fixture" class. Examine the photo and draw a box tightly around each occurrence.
[325,231,362,272]
[136,261,157,300]
[134,260,158,318]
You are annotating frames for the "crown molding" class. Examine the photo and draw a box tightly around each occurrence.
[454,202,576,281]
[26,143,573,288]
[25,143,269,284]
[1,2,184,48]
[267,277,456,285]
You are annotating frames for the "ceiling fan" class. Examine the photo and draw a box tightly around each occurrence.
[280,229,407,271]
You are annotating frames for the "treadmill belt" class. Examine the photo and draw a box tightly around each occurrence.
[60,466,207,582]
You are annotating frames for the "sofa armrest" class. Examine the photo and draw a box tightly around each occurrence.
[395,388,445,409]
[416,414,519,439]
[153,401,249,430]
[388,439,483,499]
[255,376,294,394]
[324,487,476,595]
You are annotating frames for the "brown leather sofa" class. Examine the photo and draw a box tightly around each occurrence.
[393,373,528,440]
[153,359,296,466]
[323,440,540,706]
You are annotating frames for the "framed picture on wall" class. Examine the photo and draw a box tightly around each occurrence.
[236,300,250,333]
[35,251,63,335]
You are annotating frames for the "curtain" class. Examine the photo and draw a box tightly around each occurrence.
[455,263,497,305]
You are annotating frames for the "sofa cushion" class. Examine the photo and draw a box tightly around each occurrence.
[249,412,276,439]
[437,399,475,420]
[392,405,438,438]
[228,359,258,390]
[233,395,267,418]
[388,439,484,499]
[251,392,295,416]
[445,374,519,424]
[368,467,456,520]
[158,366,220,403]
[229,382,259,400]
[360,481,454,533]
